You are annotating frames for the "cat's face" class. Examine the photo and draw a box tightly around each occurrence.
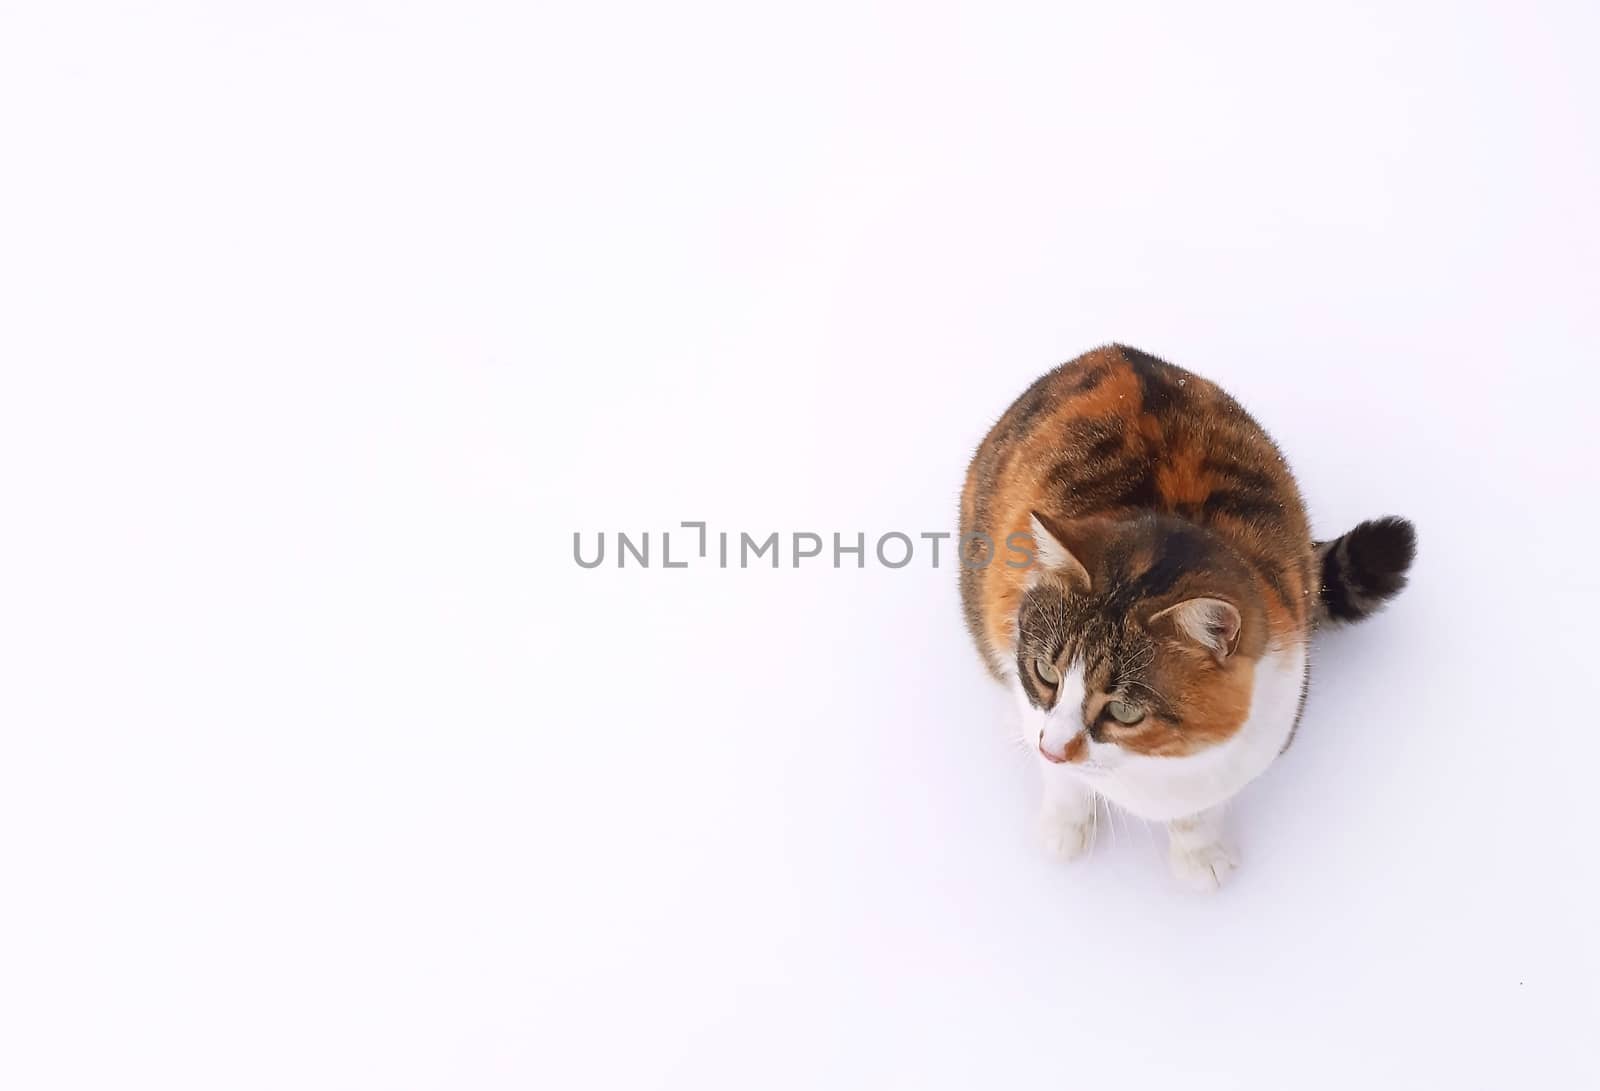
[1015,512,1266,768]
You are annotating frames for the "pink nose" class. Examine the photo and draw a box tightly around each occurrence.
[1038,733,1068,764]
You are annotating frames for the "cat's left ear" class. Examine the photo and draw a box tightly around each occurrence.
[1150,597,1242,663]
[1027,512,1092,591]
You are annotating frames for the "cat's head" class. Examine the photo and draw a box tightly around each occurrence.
[1015,511,1270,768]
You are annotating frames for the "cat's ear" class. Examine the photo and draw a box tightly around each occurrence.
[1150,597,1242,663]
[1028,512,1092,591]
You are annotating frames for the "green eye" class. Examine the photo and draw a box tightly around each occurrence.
[1035,660,1061,685]
[1106,699,1144,725]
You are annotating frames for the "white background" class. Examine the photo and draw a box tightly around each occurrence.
[3,2,1598,1088]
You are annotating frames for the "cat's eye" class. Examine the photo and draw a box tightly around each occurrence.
[1106,699,1144,725]
[1035,660,1061,685]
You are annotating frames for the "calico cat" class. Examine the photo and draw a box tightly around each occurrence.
[959,344,1414,890]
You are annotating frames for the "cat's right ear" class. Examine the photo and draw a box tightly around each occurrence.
[1028,512,1092,592]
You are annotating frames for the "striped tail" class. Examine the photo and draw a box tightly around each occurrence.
[1315,516,1417,625]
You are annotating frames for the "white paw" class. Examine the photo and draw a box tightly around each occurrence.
[1038,807,1093,862]
[1169,842,1238,892]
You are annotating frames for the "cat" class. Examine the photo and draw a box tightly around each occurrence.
[959,344,1415,890]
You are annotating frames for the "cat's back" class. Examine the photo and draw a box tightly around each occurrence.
[959,345,1314,672]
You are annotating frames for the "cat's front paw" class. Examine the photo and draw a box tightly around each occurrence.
[1169,841,1238,892]
[1038,806,1093,862]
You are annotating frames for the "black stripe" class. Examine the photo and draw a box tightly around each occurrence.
[1204,489,1284,524]
[1017,659,1044,705]
[1119,345,1188,416]
[1047,459,1156,514]
[1115,469,1160,509]
[1005,374,1057,435]
[1086,433,1124,462]
[1131,523,1212,600]
[1062,363,1110,395]
[1061,416,1125,460]
[1200,457,1279,495]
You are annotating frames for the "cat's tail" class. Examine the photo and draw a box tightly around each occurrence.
[1314,516,1417,626]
